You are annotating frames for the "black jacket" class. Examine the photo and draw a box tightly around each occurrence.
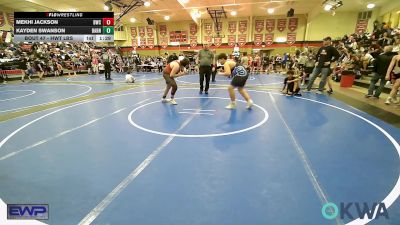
[373,51,398,77]
[316,45,340,68]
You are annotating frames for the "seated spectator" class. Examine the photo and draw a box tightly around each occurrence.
[282,70,301,96]
[361,49,374,70]
[378,32,392,47]
[125,70,135,83]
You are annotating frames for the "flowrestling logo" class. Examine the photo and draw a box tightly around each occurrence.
[7,204,49,220]
[233,66,247,77]
[321,202,389,220]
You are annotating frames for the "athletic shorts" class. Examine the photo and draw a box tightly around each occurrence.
[231,75,249,88]
[393,73,400,80]
[163,73,177,86]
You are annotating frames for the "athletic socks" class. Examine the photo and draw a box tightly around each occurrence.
[225,101,237,110]
[246,100,254,109]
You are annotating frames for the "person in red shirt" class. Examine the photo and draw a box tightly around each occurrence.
[162,58,190,105]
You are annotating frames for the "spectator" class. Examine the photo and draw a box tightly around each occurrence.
[282,70,301,96]
[241,52,250,74]
[366,46,397,99]
[305,36,340,94]
[361,49,374,70]
[378,32,392,47]
[385,53,400,105]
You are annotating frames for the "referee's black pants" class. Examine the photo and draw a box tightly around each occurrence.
[199,65,212,92]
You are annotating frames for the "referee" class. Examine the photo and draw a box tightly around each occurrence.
[102,50,112,80]
[198,43,214,94]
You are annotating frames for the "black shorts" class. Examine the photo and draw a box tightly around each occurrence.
[231,75,249,88]
[393,73,400,80]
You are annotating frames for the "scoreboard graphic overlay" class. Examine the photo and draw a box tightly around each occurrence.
[13,12,114,42]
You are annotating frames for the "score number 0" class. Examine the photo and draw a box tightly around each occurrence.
[103,18,114,26]
[102,18,114,35]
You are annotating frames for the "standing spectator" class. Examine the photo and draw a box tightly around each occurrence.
[86,57,92,74]
[366,46,397,99]
[134,56,141,72]
[55,61,63,76]
[305,36,340,94]
[26,60,34,80]
[233,44,240,62]
[198,43,214,94]
[92,55,99,74]
[241,52,250,74]
[282,53,289,71]
[298,52,307,71]
[157,58,163,73]
[266,56,274,74]
[274,54,282,73]
[36,60,45,80]
[117,57,124,73]
[302,53,316,85]
[385,53,400,104]
[262,55,269,72]
[253,53,261,74]
[71,56,78,76]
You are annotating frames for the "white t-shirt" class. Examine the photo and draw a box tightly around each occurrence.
[363,53,373,62]
[125,74,135,83]
[393,45,400,53]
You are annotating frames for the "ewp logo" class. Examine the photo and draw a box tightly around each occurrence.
[7,204,49,220]
[321,202,389,220]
